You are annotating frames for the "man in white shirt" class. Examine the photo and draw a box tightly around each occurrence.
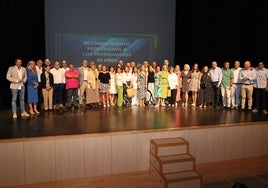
[209,61,222,108]
[61,60,69,106]
[239,61,256,110]
[6,58,30,118]
[231,61,242,109]
[78,60,90,107]
[50,61,65,109]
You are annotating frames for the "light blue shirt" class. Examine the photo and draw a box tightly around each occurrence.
[239,68,256,85]
[209,67,222,85]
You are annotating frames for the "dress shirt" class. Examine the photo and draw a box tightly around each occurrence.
[239,68,256,85]
[231,67,242,84]
[254,67,268,88]
[50,68,63,84]
[209,67,222,85]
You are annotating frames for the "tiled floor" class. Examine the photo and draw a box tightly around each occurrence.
[204,174,268,188]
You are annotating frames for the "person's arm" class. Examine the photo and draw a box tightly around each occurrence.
[217,68,222,87]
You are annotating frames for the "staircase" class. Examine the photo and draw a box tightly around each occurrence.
[150,137,202,188]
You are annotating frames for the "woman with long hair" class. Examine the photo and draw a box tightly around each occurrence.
[181,64,191,108]
[189,63,201,107]
[26,60,39,114]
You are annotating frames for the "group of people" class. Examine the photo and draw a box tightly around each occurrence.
[6,58,268,118]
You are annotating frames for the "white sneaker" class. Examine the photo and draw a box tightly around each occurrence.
[21,111,30,117]
[13,113,17,119]
[263,110,268,114]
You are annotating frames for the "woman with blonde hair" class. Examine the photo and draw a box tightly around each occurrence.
[26,60,39,114]
[181,64,191,107]
[86,61,99,108]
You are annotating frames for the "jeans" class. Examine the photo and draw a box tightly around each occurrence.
[11,89,25,113]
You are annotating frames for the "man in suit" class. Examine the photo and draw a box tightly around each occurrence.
[6,58,30,118]
[78,59,90,108]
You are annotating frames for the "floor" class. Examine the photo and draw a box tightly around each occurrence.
[9,156,268,188]
[0,105,268,139]
[204,175,268,188]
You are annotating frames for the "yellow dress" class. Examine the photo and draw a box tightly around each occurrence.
[161,71,169,98]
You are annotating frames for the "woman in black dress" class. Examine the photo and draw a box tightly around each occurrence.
[198,66,213,107]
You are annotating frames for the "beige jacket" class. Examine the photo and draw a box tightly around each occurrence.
[87,69,99,90]
[6,66,27,89]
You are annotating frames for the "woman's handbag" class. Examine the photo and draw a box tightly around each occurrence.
[126,88,135,98]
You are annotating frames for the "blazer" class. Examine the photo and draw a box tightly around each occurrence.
[6,66,27,89]
[78,66,90,86]
[40,72,54,89]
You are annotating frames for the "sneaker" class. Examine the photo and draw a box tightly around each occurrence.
[103,103,106,108]
[13,113,17,119]
[252,108,258,113]
[21,111,30,117]
[263,110,268,114]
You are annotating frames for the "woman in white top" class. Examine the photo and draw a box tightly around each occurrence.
[109,66,117,106]
[168,66,178,106]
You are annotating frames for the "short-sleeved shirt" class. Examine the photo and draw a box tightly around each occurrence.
[221,69,234,87]
[98,72,111,84]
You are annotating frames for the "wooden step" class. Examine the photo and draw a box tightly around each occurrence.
[150,137,189,157]
[150,153,195,174]
[150,165,202,188]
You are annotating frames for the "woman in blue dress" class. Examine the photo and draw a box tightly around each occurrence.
[26,60,39,114]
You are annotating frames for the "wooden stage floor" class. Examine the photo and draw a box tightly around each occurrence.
[1,105,268,139]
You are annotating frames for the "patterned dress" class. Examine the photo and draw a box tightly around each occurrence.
[198,73,213,106]
[154,72,162,98]
[189,71,201,92]
[181,71,191,92]
[137,72,147,99]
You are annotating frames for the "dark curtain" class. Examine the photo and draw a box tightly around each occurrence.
[175,1,268,68]
[1,0,268,109]
[0,0,45,109]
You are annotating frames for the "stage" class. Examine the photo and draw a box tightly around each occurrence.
[0,106,268,139]
[0,106,268,187]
